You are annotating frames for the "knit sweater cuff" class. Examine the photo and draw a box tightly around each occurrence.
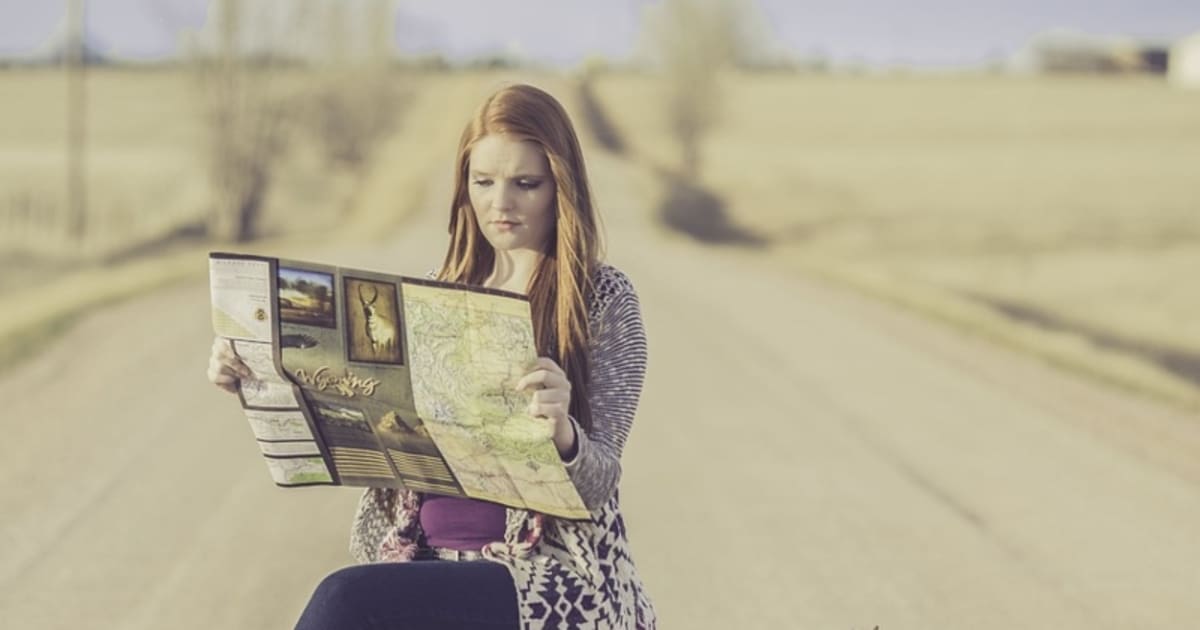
[561,414,585,468]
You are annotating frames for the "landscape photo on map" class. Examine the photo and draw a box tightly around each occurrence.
[375,409,464,495]
[374,410,440,456]
[278,267,336,329]
[307,395,396,482]
[310,397,375,439]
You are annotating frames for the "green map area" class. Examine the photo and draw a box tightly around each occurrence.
[403,283,588,518]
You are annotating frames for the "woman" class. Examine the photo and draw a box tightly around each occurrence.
[207,83,656,629]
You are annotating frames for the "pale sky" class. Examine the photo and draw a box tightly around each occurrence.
[0,0,1197,68]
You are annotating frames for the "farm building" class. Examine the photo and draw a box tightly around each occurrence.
[1168,31,1200,88]
[1009,30,1170,74]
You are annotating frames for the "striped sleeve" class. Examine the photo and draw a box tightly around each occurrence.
[563,269,648,511]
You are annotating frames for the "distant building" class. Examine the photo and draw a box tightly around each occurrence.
[1169,31,1200,88]
[1010,30,1170,75]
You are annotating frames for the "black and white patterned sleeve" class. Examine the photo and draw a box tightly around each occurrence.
[563,267,648,511]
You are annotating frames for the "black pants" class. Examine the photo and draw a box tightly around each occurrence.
[294,561,520,630]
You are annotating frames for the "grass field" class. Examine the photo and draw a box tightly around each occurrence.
[0,69,205,260]
[0,67,371,285]
[588,72,1200,402]
[3,66,1198,406]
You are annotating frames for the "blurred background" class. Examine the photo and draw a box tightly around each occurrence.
[1,1,1198,628]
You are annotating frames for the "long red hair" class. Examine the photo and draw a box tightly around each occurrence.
[439,83,604,432]
[373,84,603,521]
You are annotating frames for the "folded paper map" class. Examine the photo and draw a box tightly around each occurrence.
[208,252,589,519]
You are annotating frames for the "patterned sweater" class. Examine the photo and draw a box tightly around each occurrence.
[349,263,657,629]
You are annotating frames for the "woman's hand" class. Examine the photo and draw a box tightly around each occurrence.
[515,357,577,459]
[207,336,252,394]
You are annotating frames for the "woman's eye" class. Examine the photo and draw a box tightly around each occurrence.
[518,181,541,190]
[472,179,492,187]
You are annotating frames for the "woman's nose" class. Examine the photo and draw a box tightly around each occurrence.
[492,182,515,211]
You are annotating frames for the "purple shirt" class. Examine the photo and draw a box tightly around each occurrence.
[418,494,507,551]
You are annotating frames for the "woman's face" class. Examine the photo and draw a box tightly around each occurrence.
[467,133,557,254]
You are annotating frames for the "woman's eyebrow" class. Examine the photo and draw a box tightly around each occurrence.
[469,170,545,179]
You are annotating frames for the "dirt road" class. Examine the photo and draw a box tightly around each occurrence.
[2,84,1199,629]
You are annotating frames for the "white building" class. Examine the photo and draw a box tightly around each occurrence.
[1168,31,1200,88]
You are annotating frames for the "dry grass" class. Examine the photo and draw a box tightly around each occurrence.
[0,67,372,270]
[4,67,1198,407]
[588,71,1200,406]
[0,69,205,258]
[0,70,495,375]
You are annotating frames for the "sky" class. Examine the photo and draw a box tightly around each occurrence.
[0,0,1198,68]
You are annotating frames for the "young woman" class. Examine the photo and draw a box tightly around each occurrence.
[207,83,656,629]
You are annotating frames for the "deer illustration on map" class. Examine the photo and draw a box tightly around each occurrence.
[357,284,396,357]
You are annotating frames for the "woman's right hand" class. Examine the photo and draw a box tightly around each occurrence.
[207,336,252,394]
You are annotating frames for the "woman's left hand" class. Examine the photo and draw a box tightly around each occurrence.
[515,357,577,459]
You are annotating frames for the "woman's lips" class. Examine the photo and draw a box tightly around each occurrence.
[492,220,520,231]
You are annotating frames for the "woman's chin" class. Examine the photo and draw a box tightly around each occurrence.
[487,240,519,252]
[487,238,539,253]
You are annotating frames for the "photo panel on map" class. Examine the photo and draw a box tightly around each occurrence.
[372,407,464,496]
[278,266,337,329]
[304,392,399,486]
[343,275,405,366]
[276,264,415,415]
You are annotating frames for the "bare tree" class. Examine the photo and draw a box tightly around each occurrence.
[188,0,401,243]
[306,0,401,168]
[192,0,308,243]
[640,0,765,178]
[65,0,87,244]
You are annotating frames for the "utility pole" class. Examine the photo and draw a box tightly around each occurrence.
[65,0,87,246]
[369,0,395,67]
[209,0,239,241]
